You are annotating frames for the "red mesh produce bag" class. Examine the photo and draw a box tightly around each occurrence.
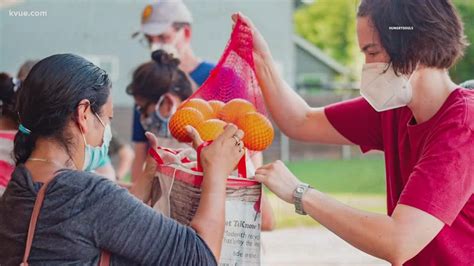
[185,18,267,115]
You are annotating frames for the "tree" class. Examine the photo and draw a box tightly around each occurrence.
[451,0,474,83]
[295,0,474,83]
[294,0,360,70]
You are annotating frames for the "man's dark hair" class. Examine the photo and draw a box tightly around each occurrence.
[358,0,468,75]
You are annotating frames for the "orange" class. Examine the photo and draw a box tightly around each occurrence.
[197,119,227,141]
[208,100,225,117]
[236,112,274,151]
[169,107,204,142]
[179,98,214,120]
[219,99,256,124]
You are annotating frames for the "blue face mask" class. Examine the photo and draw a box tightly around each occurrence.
[82,113,112,172]
[140,95,176,138]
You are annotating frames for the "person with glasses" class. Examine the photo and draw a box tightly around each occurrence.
[130,0,215,184]
[127,50,193,150]
[130,1,275,231]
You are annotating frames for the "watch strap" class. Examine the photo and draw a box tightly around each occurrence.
[294,183,310,215]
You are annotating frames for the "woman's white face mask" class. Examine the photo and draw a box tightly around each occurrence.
[360,63,414,112]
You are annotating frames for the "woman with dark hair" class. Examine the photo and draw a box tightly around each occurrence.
[0,72,20,195]
[128,50,276,231]
[127,50,194,149]
[127,50,194,188]
[232,0,473,264]
[127,50,194,202]
[0,53,245,264]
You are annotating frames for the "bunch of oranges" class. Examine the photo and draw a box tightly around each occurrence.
[169,98,274,151]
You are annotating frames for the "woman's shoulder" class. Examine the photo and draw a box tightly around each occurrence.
[49,170,131,216]
[53,169,122,197]
[439,88,474,129]
[460,89,474,130]
[9,165,125,201]
[419,89,474,143]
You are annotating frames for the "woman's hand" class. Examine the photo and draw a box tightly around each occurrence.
[186,124,244,260]
[231,12,273,65]
[255,160,302,204]
[186,124,245,177]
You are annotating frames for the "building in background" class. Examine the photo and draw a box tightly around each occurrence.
[0,0,294,136]
[294,35,350,91]
[1,0,358,161]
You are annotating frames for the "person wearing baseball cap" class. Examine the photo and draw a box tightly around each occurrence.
[130,1,216,185]
[460,80,474,90]
[130,1,275,231]
[134,0,211,79]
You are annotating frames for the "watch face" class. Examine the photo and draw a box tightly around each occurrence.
[297,187,304,193]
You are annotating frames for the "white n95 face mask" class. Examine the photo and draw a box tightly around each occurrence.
[149,29,184,58]
[360,63,413,112]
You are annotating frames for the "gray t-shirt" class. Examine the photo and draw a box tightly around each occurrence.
[0,165,217,265]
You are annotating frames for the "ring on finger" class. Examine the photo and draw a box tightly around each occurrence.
[232,135,240,146]
[238,142,244,153]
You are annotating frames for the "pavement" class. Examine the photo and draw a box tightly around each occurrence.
[261,227,389,266]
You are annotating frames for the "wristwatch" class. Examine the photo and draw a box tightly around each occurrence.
[293,183,311,215]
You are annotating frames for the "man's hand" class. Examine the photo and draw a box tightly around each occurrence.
[255,160,302,204]
[231,12,273,64]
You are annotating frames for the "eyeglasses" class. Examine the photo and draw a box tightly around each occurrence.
[138,36,150,49]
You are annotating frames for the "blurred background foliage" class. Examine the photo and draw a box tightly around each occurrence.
[294,0,474,83]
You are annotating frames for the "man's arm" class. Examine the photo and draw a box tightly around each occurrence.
[302,189,444,265]
[232,13,352,145]
[255,161,445,265]
[255,49,352,144]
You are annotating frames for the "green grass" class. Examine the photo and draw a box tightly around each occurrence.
[124,158,387,228]
[263,158,387,228]
[268,193,387,229]
[127,158,386,194]
[284,158,386,194]
[122,174,131,183]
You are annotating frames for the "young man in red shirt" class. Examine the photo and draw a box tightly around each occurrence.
[234,0,473,264]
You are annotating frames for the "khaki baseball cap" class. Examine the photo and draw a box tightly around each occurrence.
[139,0,193,36]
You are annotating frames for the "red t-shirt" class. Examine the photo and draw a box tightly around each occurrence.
[325,88,473,265]
[0,130,16,188]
